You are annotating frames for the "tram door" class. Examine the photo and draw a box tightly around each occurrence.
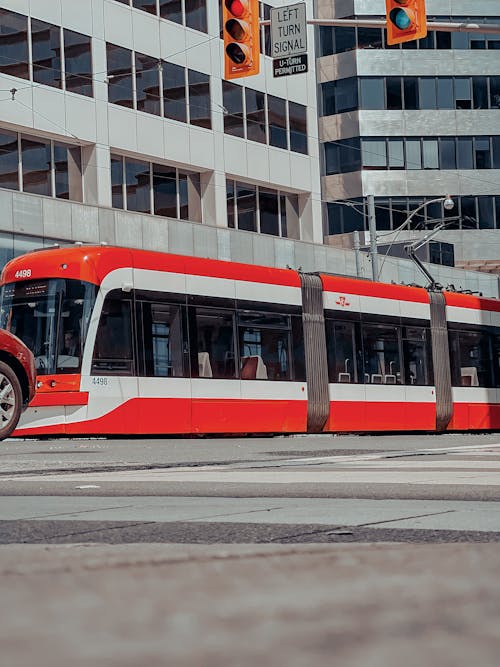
[87,288,140,434]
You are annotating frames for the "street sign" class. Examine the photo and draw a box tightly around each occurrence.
[273,53,308,78]
[271,3,307,59]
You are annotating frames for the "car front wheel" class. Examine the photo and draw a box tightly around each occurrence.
[0,361,23,440]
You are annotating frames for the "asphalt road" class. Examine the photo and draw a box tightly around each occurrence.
[1,432,500,666]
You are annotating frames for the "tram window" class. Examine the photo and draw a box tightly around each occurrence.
[402,327,432,385]
[291,315,306,381]
[449,329,493,387]
[137,301,185,377]
[92,294,134,375]
[494,334,500,388]
[362,324,401,384]
[192,308,236,379]
[238,311,292,380]
[326,320,357,383]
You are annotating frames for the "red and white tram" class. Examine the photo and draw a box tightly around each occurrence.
[0,244,499,437]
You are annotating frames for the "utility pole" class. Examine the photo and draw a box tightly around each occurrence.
[367,195,378,282]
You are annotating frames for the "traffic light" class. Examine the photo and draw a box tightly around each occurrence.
[223,0,260,80]
[385,0,427,46]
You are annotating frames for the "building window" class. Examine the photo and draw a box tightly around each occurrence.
[0,130,19,191]
[185,0,207,32]
[319,16,500,55]
[111,156,124,209]
[223,81,244,138]
[163,62,187,123]
[324,75,500,116]
[31,19,61,89]
[53,143,83,201]
[245,89,267,144]
[326,195,500,235]
[106,44,211,128]
[20,132,83,201]
[125,159,151,214]
[268,95,287,149]
[136,52,161,116]
[133,0,157,15]
[116,0,208,33]
[226,179,298,238]
[159,0,183,24]
[223,83,308,155]
[0,9,29,80]
[289,102,307,154]
[0,10,93,97]
[111,154,202,222]
[324,136,500,175]
[106,44,134,108]
[64,30,93,97]
[153,165,177,217]
[188,69,211,129]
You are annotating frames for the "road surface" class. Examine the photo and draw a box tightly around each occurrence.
[1,432,499,666]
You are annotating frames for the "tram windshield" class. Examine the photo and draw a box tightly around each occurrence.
[0,278,97,374]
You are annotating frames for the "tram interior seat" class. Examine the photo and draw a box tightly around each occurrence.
[371,374,383,384]
[338,372,351,383]
[198,352,213,378]
[241,355,268,380]
[460,366,479,386]
[384,374,396,384]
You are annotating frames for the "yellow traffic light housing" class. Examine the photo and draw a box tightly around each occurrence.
[386,0,427,45]
[223,0,260,80]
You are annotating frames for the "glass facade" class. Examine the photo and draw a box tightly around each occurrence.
[0,128,82,201]
[0,9,92,96]
[324,136,500,175]
[323,75,500,116]
[115,0,208,33]
[319,16,500,56]
[106,43,211,129]
[222,83,308,154]
[226,179,299,238]
[327,195,500,235]
[111,154,202,222]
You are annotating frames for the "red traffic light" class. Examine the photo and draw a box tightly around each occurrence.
[386,0,427,45]
[223,0,260,80]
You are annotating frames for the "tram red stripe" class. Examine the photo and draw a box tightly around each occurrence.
[30,392,88,407]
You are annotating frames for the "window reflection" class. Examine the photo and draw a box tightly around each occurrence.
[188,69,211,129]
[163,61,187,123]
[113,155,202,222]
[21,136,51,196]
[31,19,62,88]
[0,9,29,80]
[0,130,19,191]
[64,30,93,97]
[223,81,244,138]
[185,0,207,32]
[136,52,161,116]
[126,160,150,213]
[106,43,133,108]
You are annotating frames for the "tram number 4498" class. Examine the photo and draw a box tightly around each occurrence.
[92,377,109,386]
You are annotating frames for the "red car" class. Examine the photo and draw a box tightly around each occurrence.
[0,329,36,440]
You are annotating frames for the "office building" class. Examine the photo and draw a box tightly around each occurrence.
[317,0,500,266]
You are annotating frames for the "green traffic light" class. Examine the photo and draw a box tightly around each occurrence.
[390,8,412,30]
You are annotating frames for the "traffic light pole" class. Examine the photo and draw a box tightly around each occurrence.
[260,18,500,35]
